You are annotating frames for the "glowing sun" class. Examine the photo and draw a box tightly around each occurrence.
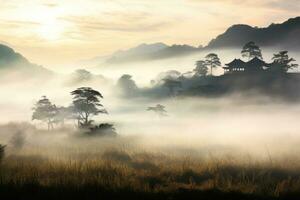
[34,9,66,41]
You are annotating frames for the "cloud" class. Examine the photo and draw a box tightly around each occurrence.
[188,0,300,11]
[42,3,58,8]
[0,19,40,29]
[265,0,300,11]
[0,0,298,68]
[188,0,257,5]
[61,12,171,33]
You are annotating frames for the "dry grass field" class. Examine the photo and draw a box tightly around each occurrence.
[1,146,300,199]
[0,123,300,199]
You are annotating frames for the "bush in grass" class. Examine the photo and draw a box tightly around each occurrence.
[87,123,117,137]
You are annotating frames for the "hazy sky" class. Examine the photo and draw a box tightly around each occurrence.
[0,0,299,68]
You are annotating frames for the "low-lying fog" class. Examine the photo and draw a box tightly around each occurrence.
[0,47,300,162]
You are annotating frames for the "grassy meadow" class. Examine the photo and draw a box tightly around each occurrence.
[1,124,300,200]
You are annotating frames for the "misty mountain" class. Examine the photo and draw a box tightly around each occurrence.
[0,43,52,77]
[105,43,200,65]
[207,17,300,50]
[112,43,168,58]
[0,44,34,68]
[101,16,300,65]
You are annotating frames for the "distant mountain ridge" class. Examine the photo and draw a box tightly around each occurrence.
[207,17,300,50]
[0,44,52,76]
[103,16,300,65]
[0,44,29,67]
[112,43,168,58]
[105,43,200,64]
[1,16,299,69]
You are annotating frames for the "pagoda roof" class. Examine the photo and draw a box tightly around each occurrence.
[224,57,272,69]
[245,57,269,67]
[225,59,246,68]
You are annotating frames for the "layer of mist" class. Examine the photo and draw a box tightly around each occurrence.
[0,47,299,164]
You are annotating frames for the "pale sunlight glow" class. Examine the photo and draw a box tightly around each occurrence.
[38,18,64,41]
[32,9,66,41]
[0,0,298,68]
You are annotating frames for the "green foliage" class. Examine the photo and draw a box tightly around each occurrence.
[241,41,263,60]
[71,87,107,128]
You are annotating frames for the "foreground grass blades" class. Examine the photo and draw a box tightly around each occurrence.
[0,150,300,200]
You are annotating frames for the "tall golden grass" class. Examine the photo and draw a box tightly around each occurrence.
[1,148,300,199]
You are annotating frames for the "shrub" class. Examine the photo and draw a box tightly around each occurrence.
[87,123,117,137]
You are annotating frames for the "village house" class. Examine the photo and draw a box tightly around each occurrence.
[223,57,272,74]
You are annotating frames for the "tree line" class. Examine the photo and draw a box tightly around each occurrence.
[193,41,298,76]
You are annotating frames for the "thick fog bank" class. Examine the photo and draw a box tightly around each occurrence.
[1,93,300,161]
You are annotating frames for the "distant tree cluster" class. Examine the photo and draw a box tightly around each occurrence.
[194,53,221,77]
[193,42,298,77]
[194,60,208,76]
[32,96,59,130]
[32,87,115,136]
[116,74,138,96]
[147,71,183,97]
[162,79,182,96]
[241,41,298,73]
[116,41,299,100]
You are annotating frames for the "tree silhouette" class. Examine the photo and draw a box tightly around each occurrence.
[32,96,57,130]
[194,60,208,76]
[241,41,263,61]
[205,53,221,76]
[117,74,138,96]
[147,104,168,117]
[71,87,107,128]
[162,79,182,96]
[271,51,298,73]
